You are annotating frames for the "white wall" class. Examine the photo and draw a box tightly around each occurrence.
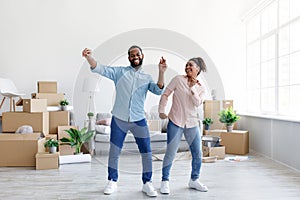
[0,0,260,123]
[238,115,300,171]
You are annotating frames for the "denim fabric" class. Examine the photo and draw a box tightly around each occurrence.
[162,120,202,181]
[108,116,152,184]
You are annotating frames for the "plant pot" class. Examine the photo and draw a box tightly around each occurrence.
[61,106,68,111]
[204,124,210,130]
[226,124,233,132]
[49,146,57,154]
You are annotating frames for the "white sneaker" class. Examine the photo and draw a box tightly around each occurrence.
[104,180,117,195]
[142,182,158,197]
[188,179,208,192]
[160,180,170,194]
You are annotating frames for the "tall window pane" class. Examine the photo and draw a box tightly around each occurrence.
[278,26,290,57]
[247,90,260,113]
[290,85,300,116]
[279,0,290,25]
[261,60,276,88]
[290,19,300,52]
[278,56,290,86]
[247,41,260,66]
[261,87,276,113]
[290,51,300,84]
[247,64,260,89]
[261,1,277,35]
[278,86,290,115]
[247,15,260,42]
[261,35,276,61]
[290,0,300,20]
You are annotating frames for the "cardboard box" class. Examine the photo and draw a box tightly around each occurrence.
[36,152,59,170]
[203,100,223,130]
[46,134,58,140]
[203,100,236,130]
[2,112,49,135]
[0,133,45,166]
[58,125,78,155]
[148,120,161,132]
[202,145,225,159]
[31,93,64,106]
[204,130,249,155]
[222,100,233,109]
[49,111,70,134]
[23,99,47,112]
[37,81,57,93]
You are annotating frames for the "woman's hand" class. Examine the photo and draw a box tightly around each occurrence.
[159,113,168,119]
[188,76,200,87]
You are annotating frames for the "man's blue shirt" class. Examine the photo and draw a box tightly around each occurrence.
[91,64,163,122]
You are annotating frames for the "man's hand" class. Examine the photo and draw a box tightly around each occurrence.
[82,48,92,58]
[159,113,168,119]
[158,56,167,73]
[82,48,97,68]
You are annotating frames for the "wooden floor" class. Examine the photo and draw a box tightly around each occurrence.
[0,151,300,200]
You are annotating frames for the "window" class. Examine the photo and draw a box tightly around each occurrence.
[245,0,300,118]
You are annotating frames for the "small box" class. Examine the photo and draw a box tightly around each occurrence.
[31,93,64,106]
[0,133,45,167]
[202,145,225,159]
[36,152,59,170]
[37,81,57,93]
[2,112,49,135]
[49,111,70,134]
[23,99,47,112]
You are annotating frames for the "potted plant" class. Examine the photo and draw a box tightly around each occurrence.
[202,117,213,130]
[60,127,95,154]
[60,99,69,111]
[87,112,94,119]
[86,112,95,131]
[44,138,59,153]
[218,107,240,132]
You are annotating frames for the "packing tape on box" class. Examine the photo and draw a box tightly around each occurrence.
[59,154,91,165]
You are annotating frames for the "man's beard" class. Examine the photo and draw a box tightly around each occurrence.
[130,58,143,68]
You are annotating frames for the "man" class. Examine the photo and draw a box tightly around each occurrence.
[82,45,167,197]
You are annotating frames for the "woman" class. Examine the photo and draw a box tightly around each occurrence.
[158,57,208,194]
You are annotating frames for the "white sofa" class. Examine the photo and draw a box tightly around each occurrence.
[94,113,188,155]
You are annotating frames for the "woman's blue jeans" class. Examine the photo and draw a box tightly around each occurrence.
[162,120,202,181]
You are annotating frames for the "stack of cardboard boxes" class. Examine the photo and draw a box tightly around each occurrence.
[0,81,71,169]
[202,100,249,159]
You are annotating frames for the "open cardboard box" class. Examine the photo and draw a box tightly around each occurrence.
[0,133,45,167]
[204,129,249,155]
